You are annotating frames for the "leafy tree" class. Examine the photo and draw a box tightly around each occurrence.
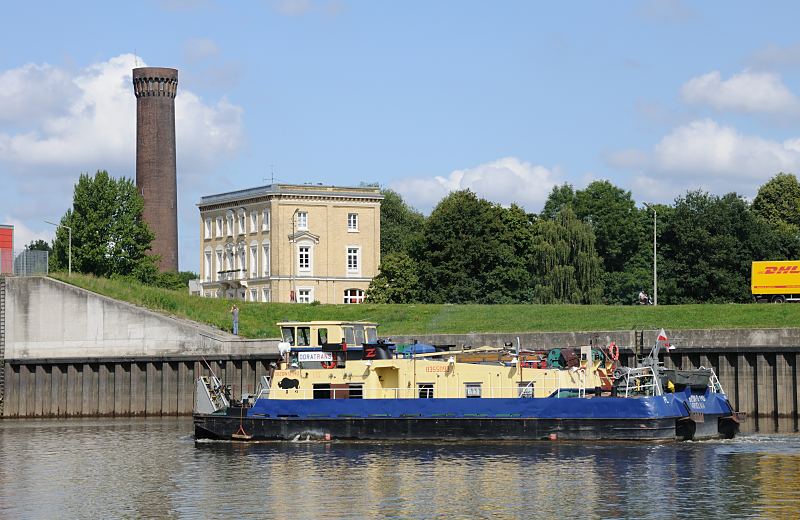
[541,183,575,220]
[419,190,528,303]
[366,252,420,303]
[52,171,157,278]
[26,239,52,252]
[752,173,800,228]
[658,191,785,303]
[574,180,640,273]
[380,189,425,257]
[530,207,604,303]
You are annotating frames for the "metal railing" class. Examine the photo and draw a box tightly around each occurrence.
[0,249,49,277]
[617,366,662,398]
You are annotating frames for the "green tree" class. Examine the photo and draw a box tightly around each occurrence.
[419,190,530,303]
[26,239,52,252]
[541,183,576,220]
[366,252,420,303]
[380,189,425,257]
[658,191,785,303]
[52,171,157,278]
[752,173,800,228]
[530,207,604,304]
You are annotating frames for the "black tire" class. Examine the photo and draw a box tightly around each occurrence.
[772,295,786,303]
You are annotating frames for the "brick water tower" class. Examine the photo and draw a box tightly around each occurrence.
[132,67,179,271]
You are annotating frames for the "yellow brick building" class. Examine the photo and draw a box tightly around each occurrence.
[197,184,382,304]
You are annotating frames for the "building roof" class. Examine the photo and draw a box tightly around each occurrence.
[197,183,383,208]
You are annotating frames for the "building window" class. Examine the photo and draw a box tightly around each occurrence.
[215,249,223,280]
[418,383,434,399]
[465,383,482,398]
[250,211,257,234]
[250,288,257,302]
[262,288,271,302]
[238,245,246,273]
[297,288,312,303]
[347,246,360,273]
[262,243,270,276]
[298,245,311,272]
[343,289,365,304]
[347,213,358,232]
[249,244,258,277]
[262,209,270,231]
[204,251,212,281]
[204,218,212,239]
[216,217,223,237]
[238,211,246,235]
[296,211,308,230]
[226,211,234,237]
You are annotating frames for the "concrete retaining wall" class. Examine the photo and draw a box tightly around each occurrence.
[4,277,278,359]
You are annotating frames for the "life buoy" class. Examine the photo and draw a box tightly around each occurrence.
[321,358,338,369]
[608,342,619,361]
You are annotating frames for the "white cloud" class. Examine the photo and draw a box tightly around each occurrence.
[270,0,345,17]
[0,217,53,251]
[0,54,245,271]
[609,119,800,201]
[681,70,800,114]
[390,157,562,213]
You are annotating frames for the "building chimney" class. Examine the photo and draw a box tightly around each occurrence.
[132,67,179,272]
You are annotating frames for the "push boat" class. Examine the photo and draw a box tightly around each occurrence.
[193,321,742,442]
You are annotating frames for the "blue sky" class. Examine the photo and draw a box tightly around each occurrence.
[3,0,800,272]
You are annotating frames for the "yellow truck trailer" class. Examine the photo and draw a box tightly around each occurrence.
[751,260,800,303]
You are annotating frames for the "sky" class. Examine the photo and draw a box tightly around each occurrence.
[2,0,800,272]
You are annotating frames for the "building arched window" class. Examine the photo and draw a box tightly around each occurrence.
[343,288,365,304]
[226,210,234,237]
[203,246,212,281]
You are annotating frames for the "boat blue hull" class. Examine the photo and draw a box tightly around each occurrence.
[194,394,702,442]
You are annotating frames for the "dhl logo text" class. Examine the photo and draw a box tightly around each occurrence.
[763,265,800,274]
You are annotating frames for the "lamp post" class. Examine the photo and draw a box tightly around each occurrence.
[290,208,299,303]
[44,220,71,277]
[643,205,657,306]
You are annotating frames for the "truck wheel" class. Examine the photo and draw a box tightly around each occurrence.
[772,295,786,303]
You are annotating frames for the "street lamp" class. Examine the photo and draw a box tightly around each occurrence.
[290,208,299,303]
[44,220,71,277]
[643,204,657,306]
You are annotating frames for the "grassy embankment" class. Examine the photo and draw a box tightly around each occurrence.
[50,272,800,339]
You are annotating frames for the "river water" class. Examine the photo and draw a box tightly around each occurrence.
[1,418,799,519]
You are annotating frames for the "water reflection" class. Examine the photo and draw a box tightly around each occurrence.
[2,418,800,519]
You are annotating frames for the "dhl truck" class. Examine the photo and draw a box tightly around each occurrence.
[752,260,800,303]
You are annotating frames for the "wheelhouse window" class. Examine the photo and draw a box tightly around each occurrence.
[354,327,365,345]
[418,383,434,399]
[343,327,355,345]
[318,328,329,345]
[281,327,295,345]
[297,327,311,346]
[366,327,378,343]
[347,213,358,231]
[465,383,482,398]
[343,288,365,304]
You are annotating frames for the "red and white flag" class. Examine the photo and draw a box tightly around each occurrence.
[658,328,674,350]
